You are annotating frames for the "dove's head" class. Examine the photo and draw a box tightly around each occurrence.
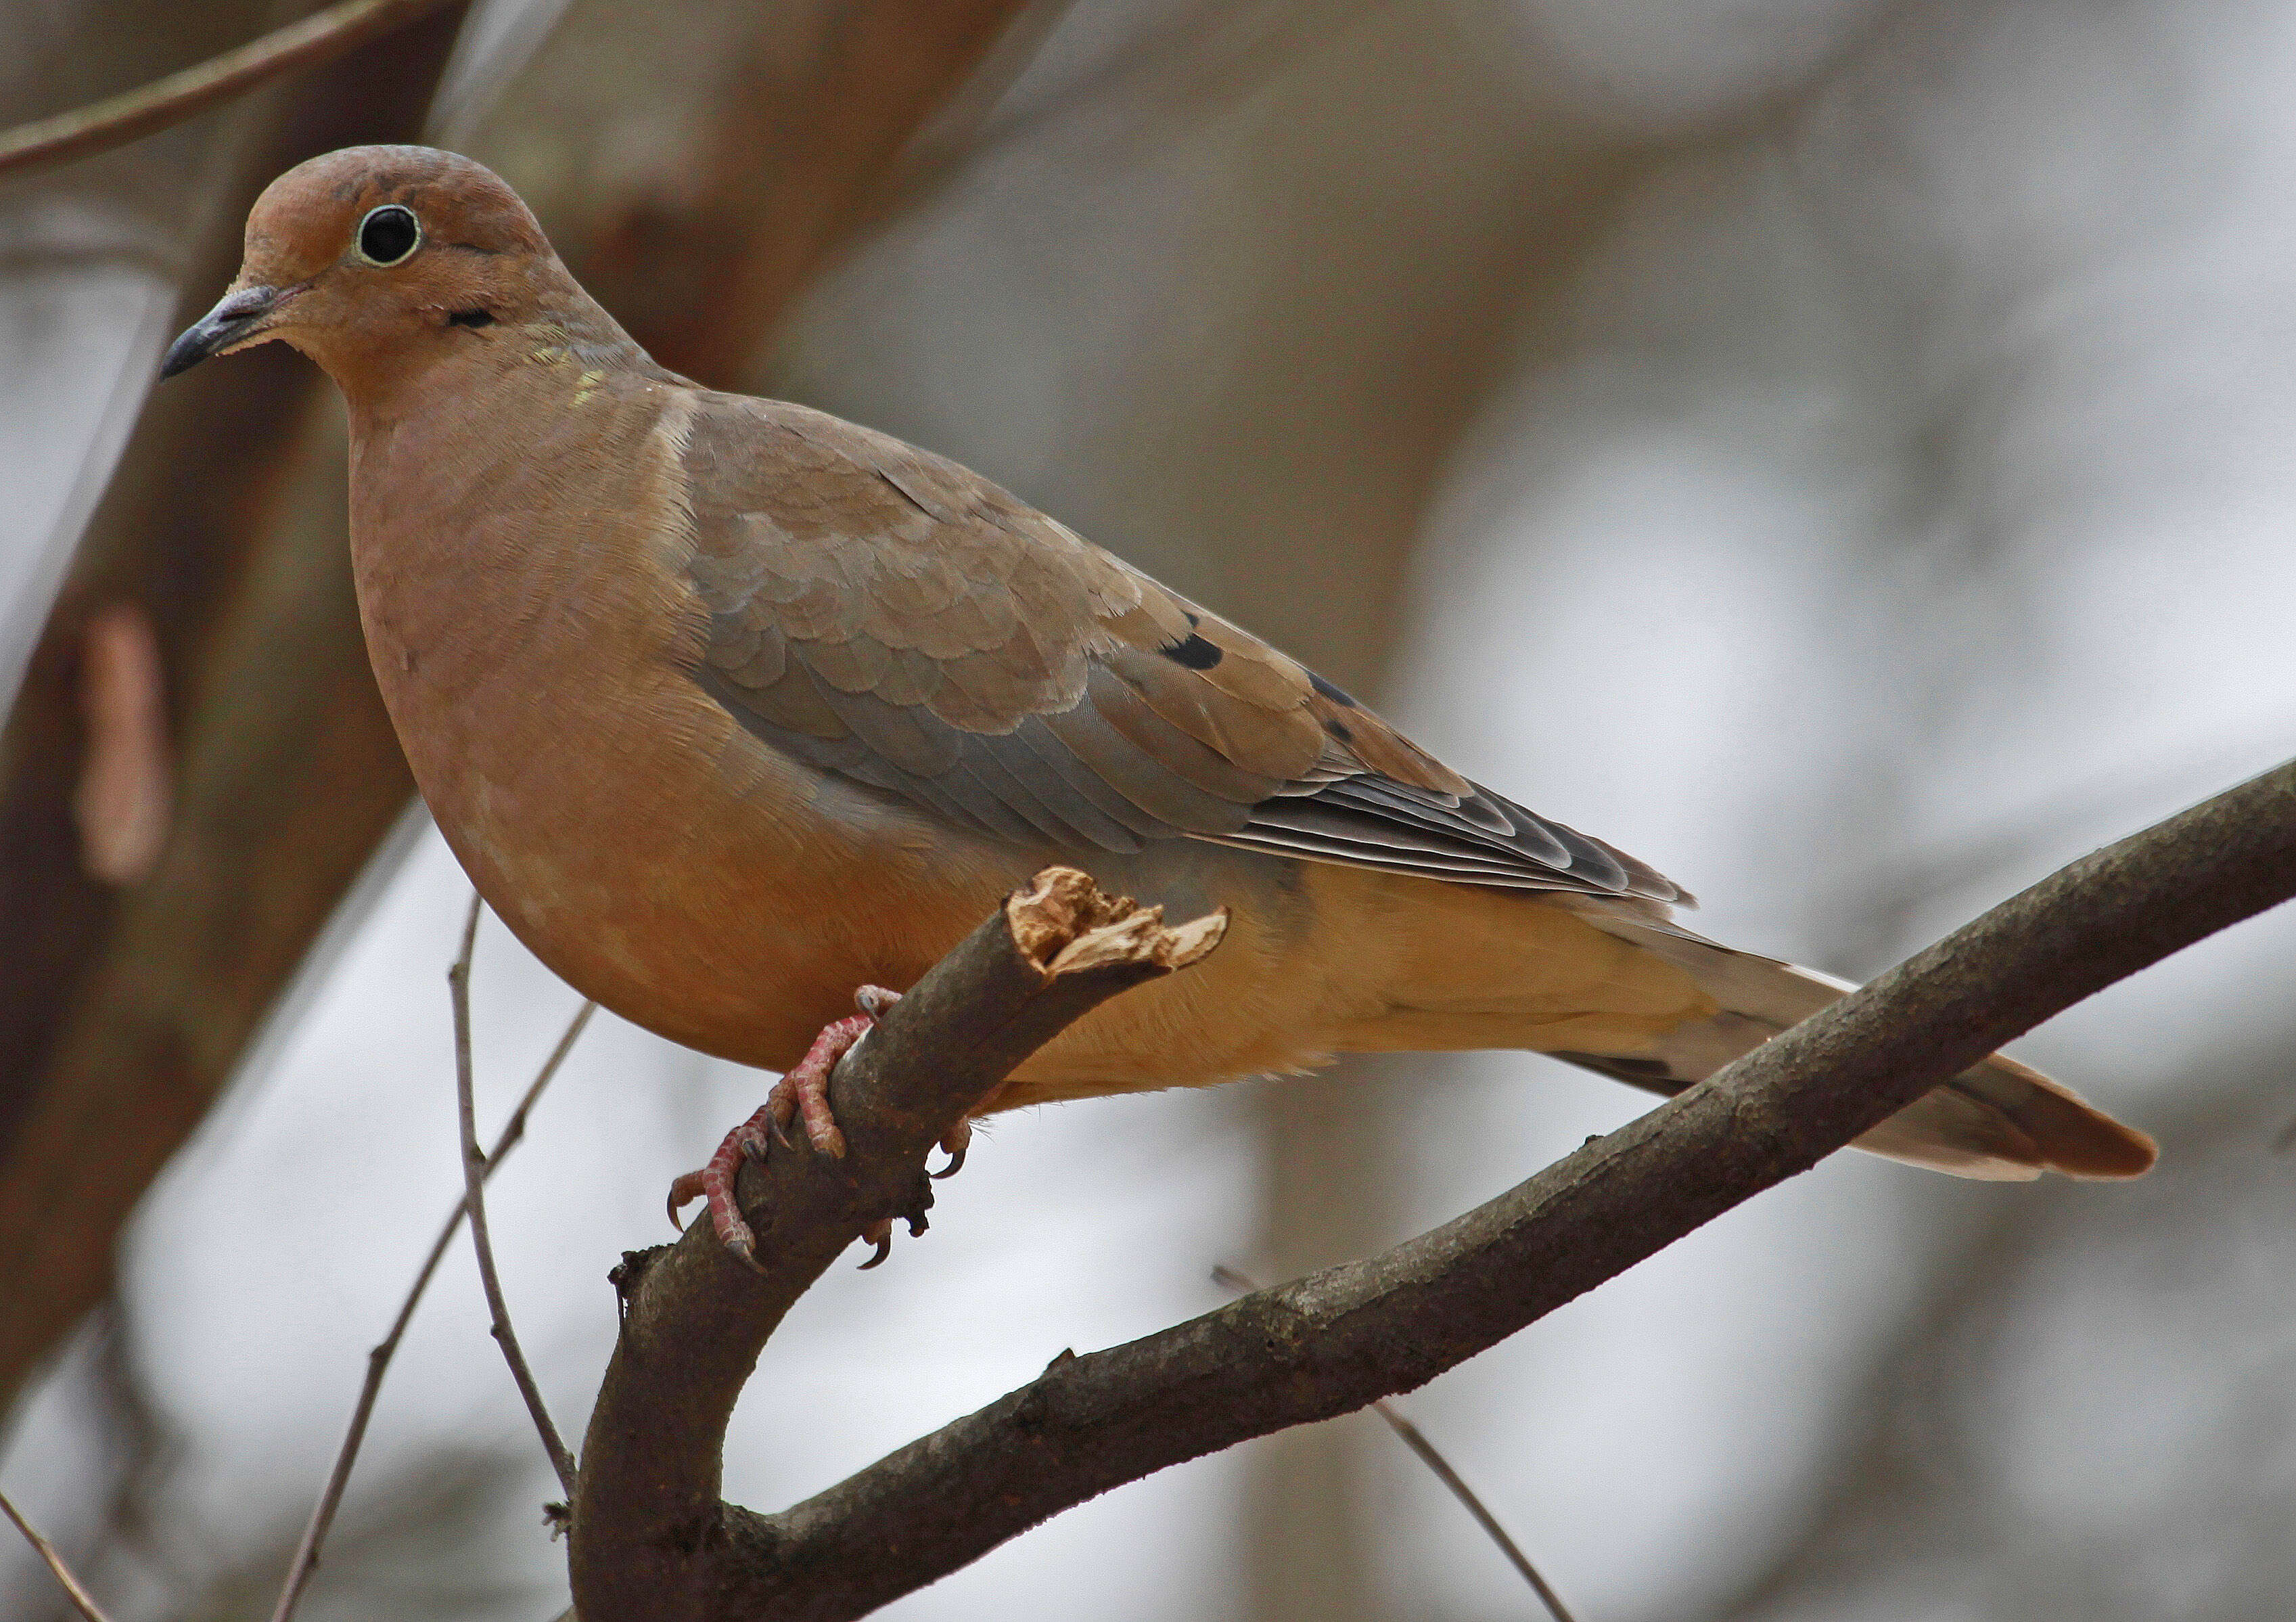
[162,145,609,397]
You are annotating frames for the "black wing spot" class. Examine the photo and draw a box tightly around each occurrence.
[1308,671,1358,708]
[1159,633,1224,670]
[1323,716,1354,742]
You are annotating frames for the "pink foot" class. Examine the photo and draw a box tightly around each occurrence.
[668,985,900,1271]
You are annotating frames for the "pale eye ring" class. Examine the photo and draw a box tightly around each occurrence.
[356,204,421,267]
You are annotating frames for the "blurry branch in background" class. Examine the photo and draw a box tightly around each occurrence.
[0,0,465,179]
[0,0,1051,1418]
[1713,1029,2296,1621]
[0,0,474,1422]
[1210,1264,1579,1622]
[881,0,1360,219]
[1,1487,114,1622]
[563,761,2295,1620]
[268,994,594,1622]
[556,0,1041,387]
[1810,731,2296,979]
[446,898,577,1495]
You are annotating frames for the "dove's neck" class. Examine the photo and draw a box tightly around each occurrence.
[316,247,676,426]
[342,343,701,817]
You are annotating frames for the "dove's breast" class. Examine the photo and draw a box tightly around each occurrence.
[342,364,980,1056]
[338,360,1339,1085]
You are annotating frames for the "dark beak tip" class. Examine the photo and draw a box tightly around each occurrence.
[158,330,208,380]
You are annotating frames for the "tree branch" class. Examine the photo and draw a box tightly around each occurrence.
[566,868,1225,1622]
[0,0,464,180]
[574,759,2292,1620]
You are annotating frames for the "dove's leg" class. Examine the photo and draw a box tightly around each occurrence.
[668,986,900,1269]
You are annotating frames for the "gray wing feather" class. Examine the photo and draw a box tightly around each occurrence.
[698,653,1684,902]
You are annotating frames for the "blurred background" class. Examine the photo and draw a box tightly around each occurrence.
[4,0,2295,1617]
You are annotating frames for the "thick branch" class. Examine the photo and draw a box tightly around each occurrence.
[566,868,1224,1622]
[691,759,2296,1619]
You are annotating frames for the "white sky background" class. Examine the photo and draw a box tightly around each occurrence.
[8,0,2296,1617]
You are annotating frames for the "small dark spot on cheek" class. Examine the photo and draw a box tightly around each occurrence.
[448,308,496,328]
[1158,633,1223,670]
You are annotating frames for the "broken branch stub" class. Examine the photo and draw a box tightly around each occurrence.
[802,865,1224,1176]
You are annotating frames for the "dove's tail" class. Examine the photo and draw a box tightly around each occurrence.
[1540,907,2157,1180]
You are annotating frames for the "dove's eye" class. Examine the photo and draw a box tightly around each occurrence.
[356,204,421,267]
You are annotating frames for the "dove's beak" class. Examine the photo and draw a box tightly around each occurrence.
[161,284,282,378]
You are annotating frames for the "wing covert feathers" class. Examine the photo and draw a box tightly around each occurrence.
[680,393,1684,900]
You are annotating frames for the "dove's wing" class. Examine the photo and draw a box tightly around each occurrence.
[682,396,1685,903]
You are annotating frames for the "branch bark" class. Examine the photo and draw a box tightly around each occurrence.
[567,868,1224,1622]
[570,761,2296,1621]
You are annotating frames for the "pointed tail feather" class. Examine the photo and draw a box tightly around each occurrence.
[1548,908,2157,1181]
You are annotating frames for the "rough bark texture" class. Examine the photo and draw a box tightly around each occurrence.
[570,761,2295,1621]
[567,868,1224,1622]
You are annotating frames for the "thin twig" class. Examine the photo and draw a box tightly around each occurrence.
[267,998,594,1622]
[1212,1265,1577,1621]
[450,895,578,1494]
[1372,1404,1578,1620]
[1,1486,115,1622]
[0,0,463,179]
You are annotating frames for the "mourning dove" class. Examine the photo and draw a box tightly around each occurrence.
[163,147,2155,1264]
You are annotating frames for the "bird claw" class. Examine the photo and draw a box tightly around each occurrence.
[666,1169,705,1233]
[665,987,904,1267]
[857,1217,893,1270]
[929,1117,971,1179]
